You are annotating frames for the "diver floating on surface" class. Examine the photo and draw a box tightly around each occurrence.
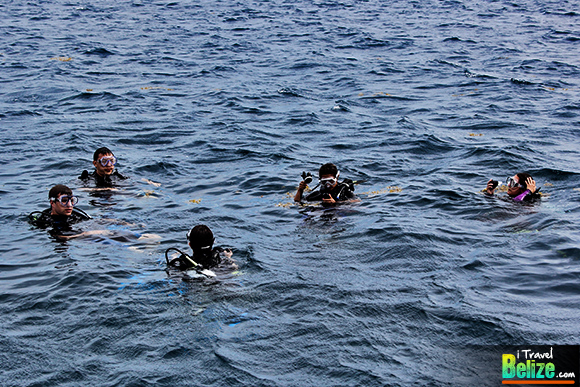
[165,224,236,278]
[484,173,542,202]
[79,146,128,188]
[165,247,217,278]
[294,163,359,204]
[28,184,92,239]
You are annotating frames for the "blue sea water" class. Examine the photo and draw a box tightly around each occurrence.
[1,0,579,385]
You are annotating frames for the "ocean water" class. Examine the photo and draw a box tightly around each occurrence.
[1,0,579,385]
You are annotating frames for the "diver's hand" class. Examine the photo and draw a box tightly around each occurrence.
[485,179,496,195]
[222,248,233,259]
[526,177,536,193]
[322,196,336,204]
[298,180,308,190]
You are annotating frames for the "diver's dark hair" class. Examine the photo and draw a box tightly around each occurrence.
[93,147,114,161]
[319,163,338,178]
[48,184,72,199]
[187,224,215,252]
[516,173,532,190]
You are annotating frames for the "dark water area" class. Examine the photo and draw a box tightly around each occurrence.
[1,0,580,385]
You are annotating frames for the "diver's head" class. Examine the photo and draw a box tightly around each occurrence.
[93,146,116,177]
[506,172,532,197]
[318,163,339,191]
[49,184,76,216]
[319,163,338,179]
[187,224,215,254]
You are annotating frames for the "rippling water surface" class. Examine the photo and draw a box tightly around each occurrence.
[1,0,579,385]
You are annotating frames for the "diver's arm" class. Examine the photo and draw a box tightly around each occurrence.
[53,230,111,241]
[294,180,308,202]
[100,218,136,226]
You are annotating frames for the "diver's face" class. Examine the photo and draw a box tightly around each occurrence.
[319,174,338,191]
[51,194,74,216]
[507,175,522,197]
[93,153,116,176]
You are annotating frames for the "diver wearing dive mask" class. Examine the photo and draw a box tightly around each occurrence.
[294,163,357,204]
[484,172,540,202]
[28,184,92,237]
[79,146,128,188]
[319,175,338,191]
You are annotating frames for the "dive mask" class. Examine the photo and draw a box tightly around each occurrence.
[506,177,519,188]
[320,177,337,190]
[98,156,117,167]
[51,195,78,206]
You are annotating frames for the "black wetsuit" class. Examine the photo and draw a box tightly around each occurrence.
[168,247,228,271]
[79,169,128,188]
[28,208,91,236]
[304,180,356,202]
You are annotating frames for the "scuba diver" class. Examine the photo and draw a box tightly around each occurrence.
[484,172,541,202]
[294,163,358,204]
[79,146,128,188]
[30,184,158,242]
[165,224,235,277]
[28,184,91,238]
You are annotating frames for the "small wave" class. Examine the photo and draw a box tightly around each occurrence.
[510,78,535,85]
[283,112,320,126]
[351,36,391,49]
[530,168,579,180]
[212,65,236,72]
[58,91,121,103]
[117,133,175,146]
[331,101,350,112]
[277,88,304,98]
[288,61,323,70]
[560,103,580,110]
[434,59,463,68]
[1,110,42,117]
[552,247,580,261]
[443,36,477,44]
[461,259,487,270]
[427,308,515,343]
[135,161,180,175]
[387,133,457,156]
[464,69,497,79]
[83,47,115,57]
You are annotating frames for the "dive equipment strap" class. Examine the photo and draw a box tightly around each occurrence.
[164,247,216,277]
[73,207,92,220]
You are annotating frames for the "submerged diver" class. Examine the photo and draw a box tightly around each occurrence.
[79,147,128,187]
[165,225,235,276]
[484,172,541,202]
[294,163,358,204]
[28,184,91,238]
